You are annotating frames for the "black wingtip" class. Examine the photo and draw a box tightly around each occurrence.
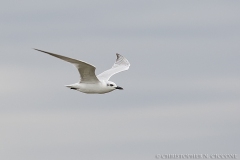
[116,53,120,60]
[33,48,42,52]
[33,48,41,51]
[33,48,50,54]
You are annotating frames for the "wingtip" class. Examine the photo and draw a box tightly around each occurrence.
[33,48,47,53]
[116,53,120,58]
[33,48,40,51]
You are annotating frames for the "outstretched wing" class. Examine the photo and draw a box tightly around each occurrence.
[97,53,130,81]
[34,49,99,83]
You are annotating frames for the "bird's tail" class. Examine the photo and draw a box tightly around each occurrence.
[65,84,78,90]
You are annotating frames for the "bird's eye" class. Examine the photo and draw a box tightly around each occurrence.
[110,84,114,87]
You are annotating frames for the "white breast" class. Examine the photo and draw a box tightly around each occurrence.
[76,82,114,94]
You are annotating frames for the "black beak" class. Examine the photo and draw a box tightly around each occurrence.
[115,86,123,90]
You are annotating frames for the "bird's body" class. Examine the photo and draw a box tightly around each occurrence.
[34,49,130,94]
[65,81,114,94]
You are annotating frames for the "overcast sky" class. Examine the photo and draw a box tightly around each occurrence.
[1,0,240,160]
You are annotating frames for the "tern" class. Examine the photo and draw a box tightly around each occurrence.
[34,49,130,94]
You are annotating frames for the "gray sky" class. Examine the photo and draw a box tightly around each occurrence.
[1,0,240,160]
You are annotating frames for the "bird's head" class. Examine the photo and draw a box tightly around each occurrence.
[106,81,123,90]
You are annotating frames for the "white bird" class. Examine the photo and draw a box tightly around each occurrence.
[34,49,130,94]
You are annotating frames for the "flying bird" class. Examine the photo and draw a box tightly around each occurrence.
[34,49,130,94]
